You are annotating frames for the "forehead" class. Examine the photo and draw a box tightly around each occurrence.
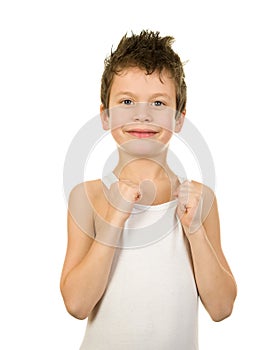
[110,67,176,97]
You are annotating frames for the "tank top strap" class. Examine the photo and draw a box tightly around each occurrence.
[178,175,185,184]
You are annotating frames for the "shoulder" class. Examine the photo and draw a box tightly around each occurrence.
[69,179,101,192]
[68,179,109,219]
[69,179,103,202]
[184,179,216,199]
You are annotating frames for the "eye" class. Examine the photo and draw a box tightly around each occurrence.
[121,99,134,105]
[152,100,165,107]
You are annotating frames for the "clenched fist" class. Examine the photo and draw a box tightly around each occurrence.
[104,180,142,225]
[174,180,204,234]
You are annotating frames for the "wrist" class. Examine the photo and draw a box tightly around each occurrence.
[95,216,124,247]
[105,218,126,229]
[182,224,206,241]
[104,210,128,228]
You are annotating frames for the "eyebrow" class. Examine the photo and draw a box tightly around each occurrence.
[149,93,172,100]
[114,91,172,100]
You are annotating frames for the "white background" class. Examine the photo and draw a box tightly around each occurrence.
[1,0,278,349]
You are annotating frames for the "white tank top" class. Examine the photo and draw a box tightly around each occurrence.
[80,173,199,350]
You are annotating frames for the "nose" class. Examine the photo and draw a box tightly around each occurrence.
[133,102,152,122]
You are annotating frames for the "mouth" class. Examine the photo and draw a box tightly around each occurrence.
[125,129,159,139]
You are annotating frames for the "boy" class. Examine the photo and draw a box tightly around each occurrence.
[60,30,237,349]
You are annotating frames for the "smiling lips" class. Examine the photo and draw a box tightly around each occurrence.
[126,129,159,139]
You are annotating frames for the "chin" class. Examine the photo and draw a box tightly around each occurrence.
[118,139,169,157]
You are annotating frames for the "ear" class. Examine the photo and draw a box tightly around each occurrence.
[174,109,186,132]
[100,104,110,130]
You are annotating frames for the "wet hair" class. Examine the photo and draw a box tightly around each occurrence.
[100,30,187,114]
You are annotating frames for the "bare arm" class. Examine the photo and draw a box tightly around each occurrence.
[60,219,122,320]
[185,196,237,321]
[176,182,237,321]
[60,180,141,320]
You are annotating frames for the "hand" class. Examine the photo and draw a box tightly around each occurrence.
[104,180,141,225]
[174,180,203,234]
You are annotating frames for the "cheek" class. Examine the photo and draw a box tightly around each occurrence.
[108,108,132,131]
[111,127,124,145]
[109,112,129,146]
[155,115,176,143]
[158,129,173,144]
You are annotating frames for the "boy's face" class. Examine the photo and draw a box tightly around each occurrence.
[101,67,185,157]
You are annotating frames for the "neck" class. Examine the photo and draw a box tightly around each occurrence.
[113,149,173,183]
[113,149,180,205]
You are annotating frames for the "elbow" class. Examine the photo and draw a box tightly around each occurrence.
[207,285,237,322]
[61,291,93,320]
[66,305,89,320]
[210,306,233,322]
[209,301,235,322]
[60,283,93,320]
